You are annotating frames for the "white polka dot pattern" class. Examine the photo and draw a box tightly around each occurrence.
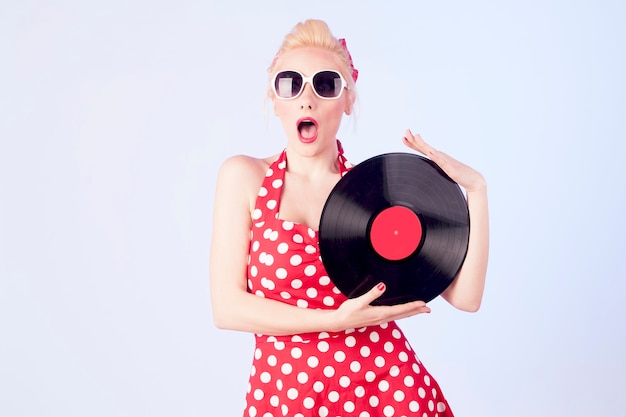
[244,146,453,416]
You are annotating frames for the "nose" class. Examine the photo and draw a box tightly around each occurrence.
[299,82,316,110]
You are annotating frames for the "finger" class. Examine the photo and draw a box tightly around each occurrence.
[401,129,419,151]
[387,301,431,320]
[395,299,430,314]
[403,130,456,171]
[403,129,436,157]
[358,282,387,306]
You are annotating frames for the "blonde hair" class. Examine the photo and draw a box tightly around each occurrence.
[268,19,357,100]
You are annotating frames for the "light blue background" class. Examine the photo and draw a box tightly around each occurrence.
[1,1,625,416]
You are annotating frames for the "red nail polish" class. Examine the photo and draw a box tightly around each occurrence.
[377,283,385,291]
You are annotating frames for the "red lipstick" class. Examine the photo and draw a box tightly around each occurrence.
[296,117,319,143]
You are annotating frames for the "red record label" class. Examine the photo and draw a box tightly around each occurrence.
[370,206,422,261]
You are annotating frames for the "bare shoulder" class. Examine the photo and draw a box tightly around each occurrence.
[217,154,278,184]
[215,153,280,207]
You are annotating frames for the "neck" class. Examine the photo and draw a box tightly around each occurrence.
[285,142,340,178]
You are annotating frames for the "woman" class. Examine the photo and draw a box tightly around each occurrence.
[210,19,489,417]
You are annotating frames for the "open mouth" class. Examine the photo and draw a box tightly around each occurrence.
[297,118,318,142]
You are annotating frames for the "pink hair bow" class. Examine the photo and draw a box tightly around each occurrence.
[339,38,359,83]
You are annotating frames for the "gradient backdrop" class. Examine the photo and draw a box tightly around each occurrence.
[1,1,625,416]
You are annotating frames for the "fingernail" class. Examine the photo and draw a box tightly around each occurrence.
[377,282,385,291]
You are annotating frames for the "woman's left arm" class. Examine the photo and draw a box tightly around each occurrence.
[403,129,489,312]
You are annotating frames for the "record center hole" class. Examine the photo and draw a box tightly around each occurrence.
[369,206,422,261]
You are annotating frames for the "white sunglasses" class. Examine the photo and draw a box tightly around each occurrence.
[272,69,348,100]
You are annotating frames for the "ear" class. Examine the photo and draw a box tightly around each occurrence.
[344,92,355,116]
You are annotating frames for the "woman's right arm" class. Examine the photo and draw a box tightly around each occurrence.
[209,155,431,336]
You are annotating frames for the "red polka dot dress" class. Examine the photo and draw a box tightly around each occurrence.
[244,144,454,417]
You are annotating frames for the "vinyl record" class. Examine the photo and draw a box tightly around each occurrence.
[319,153,470,306]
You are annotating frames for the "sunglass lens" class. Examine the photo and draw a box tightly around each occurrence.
[313,71,342,98]
[275,71,303,98]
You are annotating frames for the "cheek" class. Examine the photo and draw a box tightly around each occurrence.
[274,101,294,121]
[334,95,351,116]
[324,101,348,122]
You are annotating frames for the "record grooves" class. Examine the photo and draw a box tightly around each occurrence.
[319,153,470,306]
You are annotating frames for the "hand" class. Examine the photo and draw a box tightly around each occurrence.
[331,282,431,331]
[402,129,486,192]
